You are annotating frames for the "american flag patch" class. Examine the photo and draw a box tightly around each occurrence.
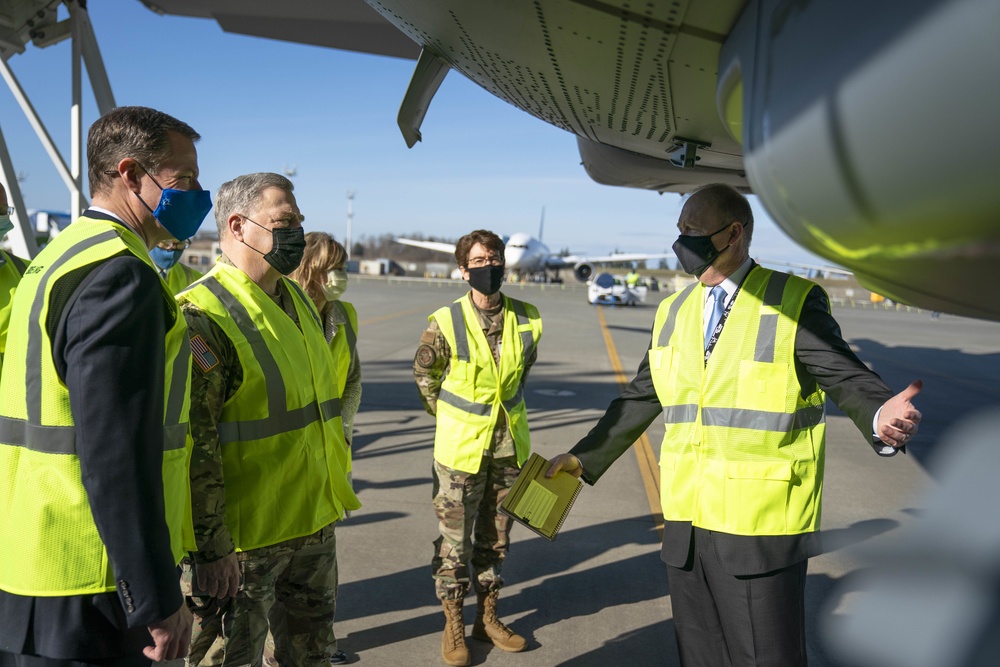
[190,334,220,373]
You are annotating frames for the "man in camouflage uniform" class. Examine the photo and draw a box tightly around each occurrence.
[414,230,542,666]
[179,172,358,666]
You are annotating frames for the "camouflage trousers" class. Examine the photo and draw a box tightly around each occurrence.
[432,456,520,601]
[183,523,339,667]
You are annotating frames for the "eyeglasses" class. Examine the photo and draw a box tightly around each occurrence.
[158,239,191,251]
[3,207,12,215]
[466,255,504,268]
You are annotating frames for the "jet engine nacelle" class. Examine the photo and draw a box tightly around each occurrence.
[573,262,594,283]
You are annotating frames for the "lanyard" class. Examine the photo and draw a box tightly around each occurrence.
[704,282,743,364]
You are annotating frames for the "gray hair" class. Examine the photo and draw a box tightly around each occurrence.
[214,172,294,238]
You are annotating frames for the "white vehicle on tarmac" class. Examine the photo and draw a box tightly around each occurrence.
[587,273,647,306]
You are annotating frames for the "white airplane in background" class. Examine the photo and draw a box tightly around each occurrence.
[396,231,672,283]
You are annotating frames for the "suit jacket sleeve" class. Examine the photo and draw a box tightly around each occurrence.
[569,341,662,484]
[55,255,181,628]
[794,285,894,442]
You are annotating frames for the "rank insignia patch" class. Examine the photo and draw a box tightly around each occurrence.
[190,334,220,373]
[416,344,437,368]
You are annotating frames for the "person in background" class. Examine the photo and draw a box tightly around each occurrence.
[292,232,361,455]
[0,105,211,666]
[625,268,641,288]
[178,172,358,666]
[151,236,203,294]
[0,181,28,378]
[548,183,922,667]
[414,229,542,666]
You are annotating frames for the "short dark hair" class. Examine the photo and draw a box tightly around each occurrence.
[455,229,505,267]
[88,106,200,197]
[686,183,754,244]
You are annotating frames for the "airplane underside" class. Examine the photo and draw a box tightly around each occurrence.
[2,0,998,319]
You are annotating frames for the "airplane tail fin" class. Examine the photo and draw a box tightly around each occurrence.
[538,206,545,242]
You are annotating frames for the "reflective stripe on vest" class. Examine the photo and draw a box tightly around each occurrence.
[200,276,342,443]
[1,230,188,454]
[656,282,698,347]
[330,301,357,356]
[448,302,469,361]
[664,404,826,432]
[437,385,525,417]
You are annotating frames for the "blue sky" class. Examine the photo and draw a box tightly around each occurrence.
[0,2,830,265]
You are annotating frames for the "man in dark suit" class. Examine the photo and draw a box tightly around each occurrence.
[548,183,922,667]
[0,107,212,666]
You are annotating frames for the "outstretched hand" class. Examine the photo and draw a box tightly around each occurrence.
[546,453,584,479]
[877,380,923,448]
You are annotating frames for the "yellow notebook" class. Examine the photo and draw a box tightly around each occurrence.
[500,453,582,541]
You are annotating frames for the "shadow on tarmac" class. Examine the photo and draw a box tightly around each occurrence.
[829,339,1000,467]
[334,516,894,665]
[337,516,665,653]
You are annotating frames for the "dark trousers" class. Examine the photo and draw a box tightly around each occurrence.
[666,533,808,667]
[0,652,153,667]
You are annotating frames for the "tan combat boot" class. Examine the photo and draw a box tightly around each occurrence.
[471,590,527,653]
[441,598,471,666]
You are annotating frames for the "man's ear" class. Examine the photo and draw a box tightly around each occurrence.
[117,158,143,192]
[228,214,245,241]
[727,221,743,246]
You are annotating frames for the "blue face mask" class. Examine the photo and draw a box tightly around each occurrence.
[134,164,212,241]
[0,214,12,238]
[150,246,184,272]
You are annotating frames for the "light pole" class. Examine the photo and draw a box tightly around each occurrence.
[346,190,356,259]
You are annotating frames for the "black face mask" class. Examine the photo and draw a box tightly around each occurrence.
[466,264,505,296]
[672,222,737,277]
[243,217,306,275]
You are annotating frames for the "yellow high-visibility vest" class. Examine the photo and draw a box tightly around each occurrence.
[430,294,542,473]
[0,216,194,596]
[649,266,827,536]
[0,249,27,376]
[178,263,360,550]
[327,300,358,396]
[164,261,203,295]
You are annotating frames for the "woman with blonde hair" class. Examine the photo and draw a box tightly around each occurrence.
[292,232,361,441]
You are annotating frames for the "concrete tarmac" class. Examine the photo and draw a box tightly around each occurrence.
[331,277,1000,666]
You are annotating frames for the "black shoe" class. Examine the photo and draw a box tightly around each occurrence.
[330,649,350,665]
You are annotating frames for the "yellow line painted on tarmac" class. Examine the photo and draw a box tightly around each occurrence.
[595,308,664,538]
[359,306,428,327]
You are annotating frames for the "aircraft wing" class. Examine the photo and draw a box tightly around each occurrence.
[755,259,853,279]
[138,0,420,59]
[141,0,1000,320]
[552,252,673,269]
[395,238,456,255]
